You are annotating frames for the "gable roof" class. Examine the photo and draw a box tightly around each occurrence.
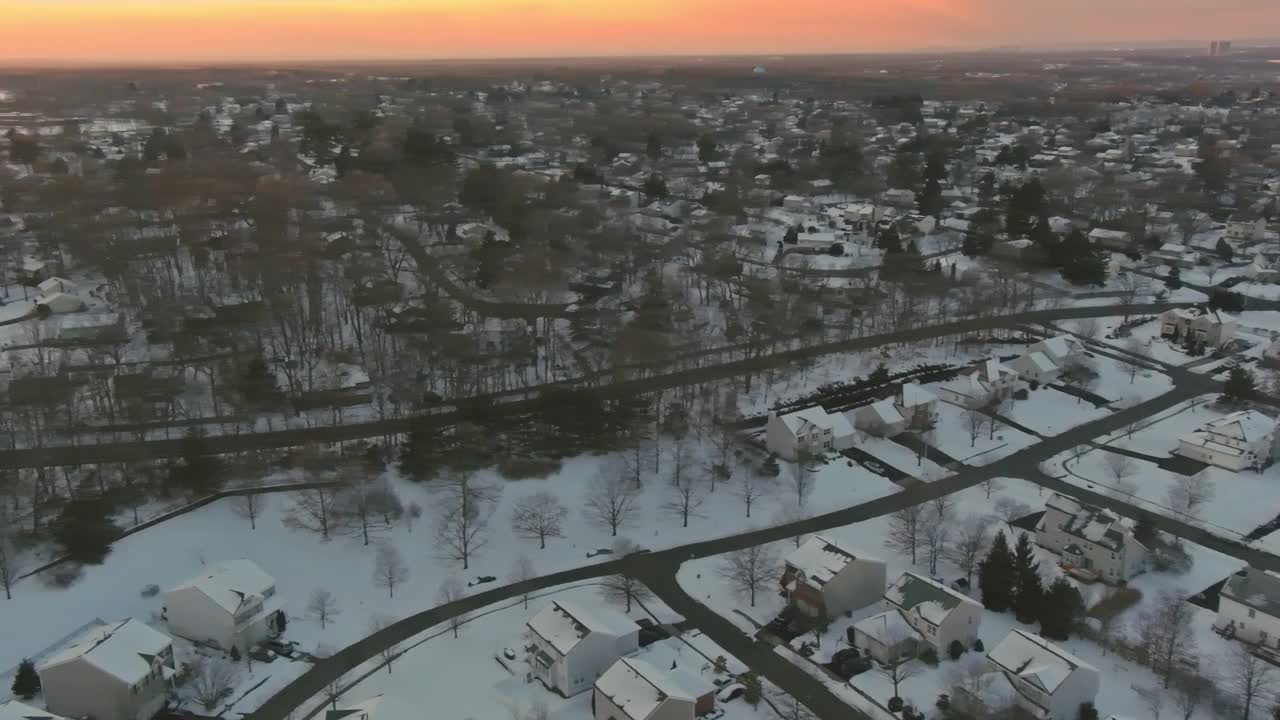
[1014,351,1058,374]
[885,572,980,625]
[786,536,877,586]
[988,630,1095,696]
[1205,410,1278,444]
[779,407,834,436]
[865,399,905,425]
[899,382,936,408]
[1221,567,1280,619]
[38,618,171,685]
[594,658,710,720]
[168,559,275,615]
[0,700,67,720]
[1034,335,1083,361]
[970,358,1016,383]
[526,600,636,655]
[852,610,921,646]
[1038,492,1138,553]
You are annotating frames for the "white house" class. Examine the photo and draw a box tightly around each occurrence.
[1007,351,1059,385]
[526,600,639,697]
[1215,567,1280,651]
[1026,335,1086,367]
[986,630,1100,720]
[592,657,716,720]
[882,572,983,656]
[1087,228,1132,250]
[853,399,907,437]
[781,536,886,619]
[1228,216,1268,242]
[852,609,923,663]
[764,406,854,461]
[0,700,67,720]
[35,292,83,315]
[896,382,939,428]
[1148,243,1201,269]
[37,276,76,296]
[38,619,174,720]
[1176,410,1280,471]
[1035,493,1147,582]
[1159,308,1236,348]
[1263,337,1280,368]
[324,695,418,720]
[937,359,1018,409]
[882,188,916,208]
[163,559,282,653]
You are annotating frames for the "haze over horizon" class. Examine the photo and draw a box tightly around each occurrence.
[1,0,1277,66]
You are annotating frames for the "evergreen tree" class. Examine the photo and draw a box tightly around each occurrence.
[979,531,1015,612]
[697,134,718,163]
[1058,230,1109,286]
[646,132,662,161]
[54,498,119,565]
[1216,237,1235,261]
[642,174,669,203]
[172,428,222,497]
[1013,533,1044,624]
[1040,577,1084,640]
[273,609,288,634]
[783,225,800,245]
[1224,366,1257,404]
[398,418,440,482]
[1166,266,1182,290]
[11,659,39,699]
[876,225,902,254]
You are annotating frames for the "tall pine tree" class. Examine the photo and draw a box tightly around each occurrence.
[979,531,1015,612]
[1013,533,1044,624]
[11,658,40,699]
[1039,577,1084,640]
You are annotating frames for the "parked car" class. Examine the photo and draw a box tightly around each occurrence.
[717,683,747,703]
[248,646,277,664]
[263,639,296,658]
[864,460,886,474]
[503,648,517,661]
[585,548,613,558]
[469,575,498,586]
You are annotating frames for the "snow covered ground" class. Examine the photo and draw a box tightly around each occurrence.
[678,477,1249,720]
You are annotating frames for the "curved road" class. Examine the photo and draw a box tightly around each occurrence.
[245,360,1275,720]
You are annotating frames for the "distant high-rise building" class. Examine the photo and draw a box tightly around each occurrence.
[1209,40,1232,56]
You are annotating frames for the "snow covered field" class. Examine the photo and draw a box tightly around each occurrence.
[678,477,1249,720]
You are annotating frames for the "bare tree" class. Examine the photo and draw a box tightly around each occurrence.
[1104,452,1135,484]
[372,543,409,598]
[336,475,402,546]
[718,544,781,607]
[875,653,922,702]
[509,553,536,609]
[189,657,236,711]
[438,576,468,638]
[230,487,265,531]
[434,471,498,570]
[366,613,401,673]
[0,512,21,600]
[1125,337,1146,383]
[993,497,1031,523]
[789,449,820,507]
[1135,591,1197,688]
[1073,318,1100,340]
[965,407,988,448]
[1135,685,1165,720]
[946,515,989,586]
[282,485,341,540]
[510,492,568,549]
[732,466,775,518]
[980,475,1001,499]
[924,496,953,576]
[772,504,810,548]
[1172,671,1212,720]
[1167,471,1216,521]
[599,573,653,613]
[308,587,340,629]
[404,501,423,534]
[885,504,925,565]
[584,475,640,537]
[1228,642,1275,720]
[662,479,706,528]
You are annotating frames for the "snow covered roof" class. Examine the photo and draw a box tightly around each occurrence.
[885,572,979,625]
[35,292,83,314]
[167,559,275,615]
[1018,352,1058,373]
[36,277,75,295]
[1221,567,1280,619]
[779,407,836,436]
[325,695,419,720]
[39,618,171,685]
[940,373,989,400]
[0,700,67,720]
[1204,410,1278,444]
[527,600,636,655]
[988,630,1094,695]
[899,382,936,408]
[1088,228,1130,240]
[1039,493,1134,553]
[866,399,904,425]
[970,358,1016,383]
[1034,335,1083,361]
[852,610,920,645]
[594,658,710,720]
[786,536,877,586]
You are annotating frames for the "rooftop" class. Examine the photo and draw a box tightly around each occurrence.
[1222,567,1280,619]
[0,700,66,720]
[885,572,978,625]
[785,536,877,586]
[594,657,710,720]
[988,629,1094,695]
[38,618,170,685]
[526,600,636,655]
[168,559,275,615]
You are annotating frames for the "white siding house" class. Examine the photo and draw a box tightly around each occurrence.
[882,572,983,656]
[1176,411,1280,471]
[937,359,1018,409]
[765,406,854,460]
[1035,493,1147,582]
[1215,567,1280,652]
[1227,217,1268,242]
[164,559,281,653]
[37,619,174,720]
[896,382,939,428]
[1159,308,1236,348]
[592,658,715,720]
[987,630,1100,719]
[1007,352,1059,385]
[0,700,68,720]
[1026,335,1086,367]
[526,600,639,697]
[781,537,887,619]
[853,399,907,437]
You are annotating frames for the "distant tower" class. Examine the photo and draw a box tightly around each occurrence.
[1220,40,1232,54]
[1209,41,1220,56]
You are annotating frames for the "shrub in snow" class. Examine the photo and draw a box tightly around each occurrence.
[948,639,965,660]
[887,697,904,712]
[973,638,984,652]
[1078,702,1099,720]
[229,646,241,662]
[141,584,160,598]
[920,647,939,666]
[11,658,40,699]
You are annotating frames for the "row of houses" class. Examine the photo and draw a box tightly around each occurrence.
[29,560,281,720]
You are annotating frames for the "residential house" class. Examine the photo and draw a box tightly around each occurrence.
[1228,216,1268,242]
[1159,308,1236,348]
[57,312,124,343]
[937,359,1019,409]
[323,696,417,720]
[163,559,282,653]
[1263,337,1280,369]
[38,619,174,720]
[1176,410,1280,471]
[780,536,886,619]
[1086,228,1132,251]
[35,292,83,315]
[851,609,922,663]
[1026,336,1086,367]
[764,406,855,461]
[1007,351,1060,385]
[896,382,939,428]
[526,600,640,697]
[1247,254,1280,283]
[1147,243,1201,269]
[985,630,1100,720]
[1035,493,1147,581]
[592,657,716,720]
[853,399,907,437]
[1215,567,1280,651]
[880,572,982,657]
[882,189,916,208]
[37,277,76,296]
[0,700,68,720]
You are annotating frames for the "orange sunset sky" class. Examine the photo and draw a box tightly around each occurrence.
[0,0,1276,64]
